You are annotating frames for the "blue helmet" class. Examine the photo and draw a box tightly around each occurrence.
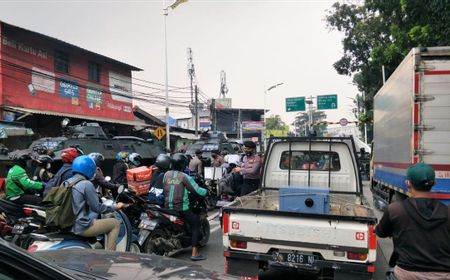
[117,151,128,162]
[72,155,96,179]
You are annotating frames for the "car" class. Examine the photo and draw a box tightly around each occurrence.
[0,237,238,280]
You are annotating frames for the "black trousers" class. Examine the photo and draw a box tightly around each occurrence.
[12,194,42,205]
[181,210,201,247]
[240,179,260,196]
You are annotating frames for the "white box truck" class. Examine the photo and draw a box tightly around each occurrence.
[371,47,450,207]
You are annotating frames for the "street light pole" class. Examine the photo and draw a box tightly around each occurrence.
[263,82,284,150]
[163,2,170,152]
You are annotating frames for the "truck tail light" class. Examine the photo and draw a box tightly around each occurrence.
[347,251,367,261]
[368,225,377,249]
[367,265,375,273]
[222,212,229,234]
[230,240,247,249]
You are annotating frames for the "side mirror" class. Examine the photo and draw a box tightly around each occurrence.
[117,185,125,194]
[105,176,111,182]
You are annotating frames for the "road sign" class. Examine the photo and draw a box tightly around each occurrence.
[317,94,338,110]
[286,97,305,112]
[154,127,166,140]
[339,118,348,126]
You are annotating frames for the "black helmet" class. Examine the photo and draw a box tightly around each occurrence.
[155,154,171,170]
[88,153,105,167]
[35,155,53,166]
[171,153,187,171]
[12,154,32,169]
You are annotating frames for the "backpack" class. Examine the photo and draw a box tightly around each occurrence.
[43,166,71,196]
[42,177,84,229]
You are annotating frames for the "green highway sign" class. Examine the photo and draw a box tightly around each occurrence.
[317,94,338,110]
[286,97,306,112]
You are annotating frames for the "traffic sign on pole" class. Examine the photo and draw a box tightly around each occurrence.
[285,97,306,112]
[339,118,348,126]
[154,127,166,140]
[317,94,338,110]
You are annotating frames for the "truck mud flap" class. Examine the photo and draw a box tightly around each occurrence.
[225,257,259,279]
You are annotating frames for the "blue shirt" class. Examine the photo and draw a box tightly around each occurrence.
[70,174,115,234]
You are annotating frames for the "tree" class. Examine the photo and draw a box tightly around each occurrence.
[266,115,286,130]
[326,0,450,141]
[293,111,327,136]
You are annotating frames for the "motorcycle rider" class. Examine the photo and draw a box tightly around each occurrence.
[148,154,171,205]
[70,155,125,251]
[128,153,143,169]
[113,151,129,185]
[375,163,450,280]
[234,141,262,196]
[163,153,207,261]
[32,155,54,183]
[6,154,45,205]
[88,153,119,198]
[43,147,79,195]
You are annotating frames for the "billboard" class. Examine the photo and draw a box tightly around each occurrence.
[242,121,264,131]
[214,98,232,109]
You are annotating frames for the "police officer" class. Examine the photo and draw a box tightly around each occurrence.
[234,141,262,196]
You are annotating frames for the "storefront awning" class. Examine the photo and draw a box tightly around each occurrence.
[3,106,138,126]
[170,131,199,140]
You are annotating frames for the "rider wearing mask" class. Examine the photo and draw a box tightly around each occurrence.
[113,151,129,185]
[163,153,207,261]
[33,155,54,183]
[71,155,125,251]
[6,154,45,205]
[89,153,119,198]
[234,141,262,196]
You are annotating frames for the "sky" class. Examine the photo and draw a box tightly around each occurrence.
[0,0,360,128]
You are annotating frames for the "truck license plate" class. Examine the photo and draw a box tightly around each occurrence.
[276,252,316,265]
[12,224,25,235]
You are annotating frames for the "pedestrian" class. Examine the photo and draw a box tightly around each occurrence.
[375,163,450,280]
[233,141,262,196]
[189,150,203,177]
[210,150,224,167]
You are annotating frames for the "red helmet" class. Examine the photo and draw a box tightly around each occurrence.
[61,147,79,163]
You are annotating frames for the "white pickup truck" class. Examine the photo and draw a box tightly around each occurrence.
[222,137,377,279]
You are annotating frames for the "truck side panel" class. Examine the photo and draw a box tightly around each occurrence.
[373,47,450,202]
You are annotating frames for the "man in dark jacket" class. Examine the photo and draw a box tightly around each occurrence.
[112,152,129,185]
[375,163,450,280]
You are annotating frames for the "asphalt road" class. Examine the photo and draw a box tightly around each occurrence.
[172,181,392,280]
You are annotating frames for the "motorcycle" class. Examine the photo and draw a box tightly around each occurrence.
[190,171,218,211]
[0,198,47,247]
[137,193,210,256]
[27,185,140,253]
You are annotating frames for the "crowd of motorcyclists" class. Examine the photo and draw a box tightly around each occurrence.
[1,140,263,261]
[2,138,450,279]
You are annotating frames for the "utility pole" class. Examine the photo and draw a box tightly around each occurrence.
[187,47,195,104]
[195,85,199,136]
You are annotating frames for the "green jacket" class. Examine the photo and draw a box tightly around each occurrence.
[6,165,43,200]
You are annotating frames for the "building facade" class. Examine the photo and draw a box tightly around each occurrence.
[0,21,141,132]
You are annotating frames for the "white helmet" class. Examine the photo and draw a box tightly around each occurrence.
[227,157,240,167]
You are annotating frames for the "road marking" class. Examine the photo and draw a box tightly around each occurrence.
[208,211,220,221]
[210,225,221,233]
